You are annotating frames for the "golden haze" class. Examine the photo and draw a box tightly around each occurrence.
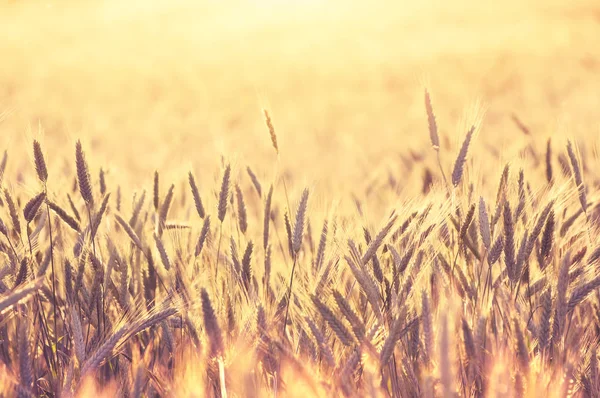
[0,0,599,396]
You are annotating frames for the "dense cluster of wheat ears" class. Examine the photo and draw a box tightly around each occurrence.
[0,90,599,397]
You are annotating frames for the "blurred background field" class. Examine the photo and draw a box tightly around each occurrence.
[0,0,599,197]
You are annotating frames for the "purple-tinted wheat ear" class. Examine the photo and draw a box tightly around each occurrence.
[452,126,475,187]
[75,140,94,206]
[236,184,248,234]
[33,140,48,183]
[201,288,224,358]
[246,166,262,198]
[188,171,205,219]
[425,89,440,150]
[218,164,231,223]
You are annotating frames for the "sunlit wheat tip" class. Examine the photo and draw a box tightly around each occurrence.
[263,109,279,155]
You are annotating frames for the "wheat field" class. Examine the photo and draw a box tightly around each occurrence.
[1,0,600,396]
